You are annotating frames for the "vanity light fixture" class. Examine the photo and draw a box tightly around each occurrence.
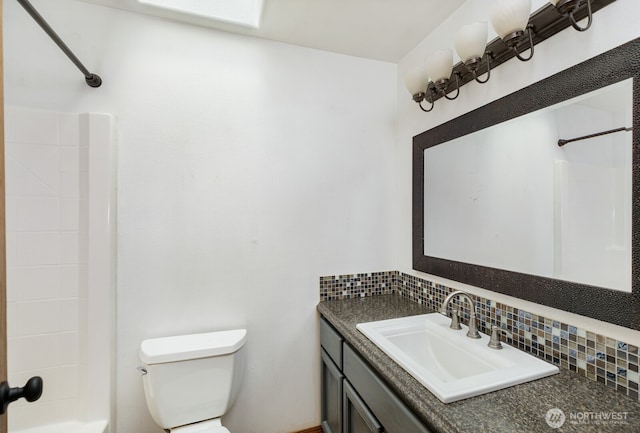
[425,49,460,100]
[549,0,592,31]
[406,0,616,113]
[490,0,534,62]
[454,21,491,84]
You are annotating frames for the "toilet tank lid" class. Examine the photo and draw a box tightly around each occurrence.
[140,329,247,364]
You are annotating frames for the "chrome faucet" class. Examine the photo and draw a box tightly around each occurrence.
[439,291,481,339]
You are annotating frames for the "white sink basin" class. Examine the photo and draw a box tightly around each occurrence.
[357,313,559,403]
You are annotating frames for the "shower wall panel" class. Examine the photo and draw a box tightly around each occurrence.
[4,106,87,429]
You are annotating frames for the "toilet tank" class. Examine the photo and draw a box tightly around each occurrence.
[139,329,247,430]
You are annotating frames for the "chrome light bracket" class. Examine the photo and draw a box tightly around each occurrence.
[554,0,593,31]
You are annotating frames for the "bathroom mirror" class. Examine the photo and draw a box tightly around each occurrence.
[413,38,640,330]
[425,79,632,292]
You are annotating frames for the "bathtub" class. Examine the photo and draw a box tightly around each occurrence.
[13,421,108,433]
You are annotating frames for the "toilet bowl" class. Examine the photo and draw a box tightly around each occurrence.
[139,329,247,432]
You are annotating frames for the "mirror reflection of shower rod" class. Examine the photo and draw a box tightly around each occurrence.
[557,126,633,147]
[16,0,102,88]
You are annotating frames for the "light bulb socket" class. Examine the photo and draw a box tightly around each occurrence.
[464,56,483,72]
[412,92,426,103]
[554,0,581,16]
[433,78,450,94]
[502,29,525,49]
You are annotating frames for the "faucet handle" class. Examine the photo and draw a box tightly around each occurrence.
[466,313,481,339]
[488,325,504,350]
[449,308,462,330]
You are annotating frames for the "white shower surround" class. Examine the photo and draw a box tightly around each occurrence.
[5,107,115,432]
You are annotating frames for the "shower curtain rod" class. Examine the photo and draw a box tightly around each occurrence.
[17,0,102,88]
[557,126,633,147]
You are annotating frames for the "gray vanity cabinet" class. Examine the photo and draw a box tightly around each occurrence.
[320,317,433,433]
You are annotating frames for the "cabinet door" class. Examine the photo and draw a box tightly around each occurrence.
[343,344,432,433]
[343,381,383,433]
[321,349,344,433]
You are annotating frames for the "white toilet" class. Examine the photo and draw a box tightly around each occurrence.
[139,329,247,433]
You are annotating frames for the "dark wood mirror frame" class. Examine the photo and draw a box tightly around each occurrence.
[413,37,640,330]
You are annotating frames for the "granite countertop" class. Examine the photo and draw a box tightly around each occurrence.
[318,295,640,433]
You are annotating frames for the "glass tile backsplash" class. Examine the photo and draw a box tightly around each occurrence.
[319,271,640,402]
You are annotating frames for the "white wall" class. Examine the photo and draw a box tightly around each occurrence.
[395,0,640,343]
[3,1,397,432]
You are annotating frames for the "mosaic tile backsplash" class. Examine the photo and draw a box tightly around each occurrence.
[319,271,640,402]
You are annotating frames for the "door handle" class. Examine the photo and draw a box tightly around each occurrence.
[0,376,43,414]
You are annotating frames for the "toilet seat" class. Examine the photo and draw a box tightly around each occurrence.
[171,419,230,433]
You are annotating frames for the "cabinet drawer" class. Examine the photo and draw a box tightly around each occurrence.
[321,317,344,369]
[343,344,433,433]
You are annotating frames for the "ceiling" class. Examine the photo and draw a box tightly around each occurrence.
[74,0,468,63]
